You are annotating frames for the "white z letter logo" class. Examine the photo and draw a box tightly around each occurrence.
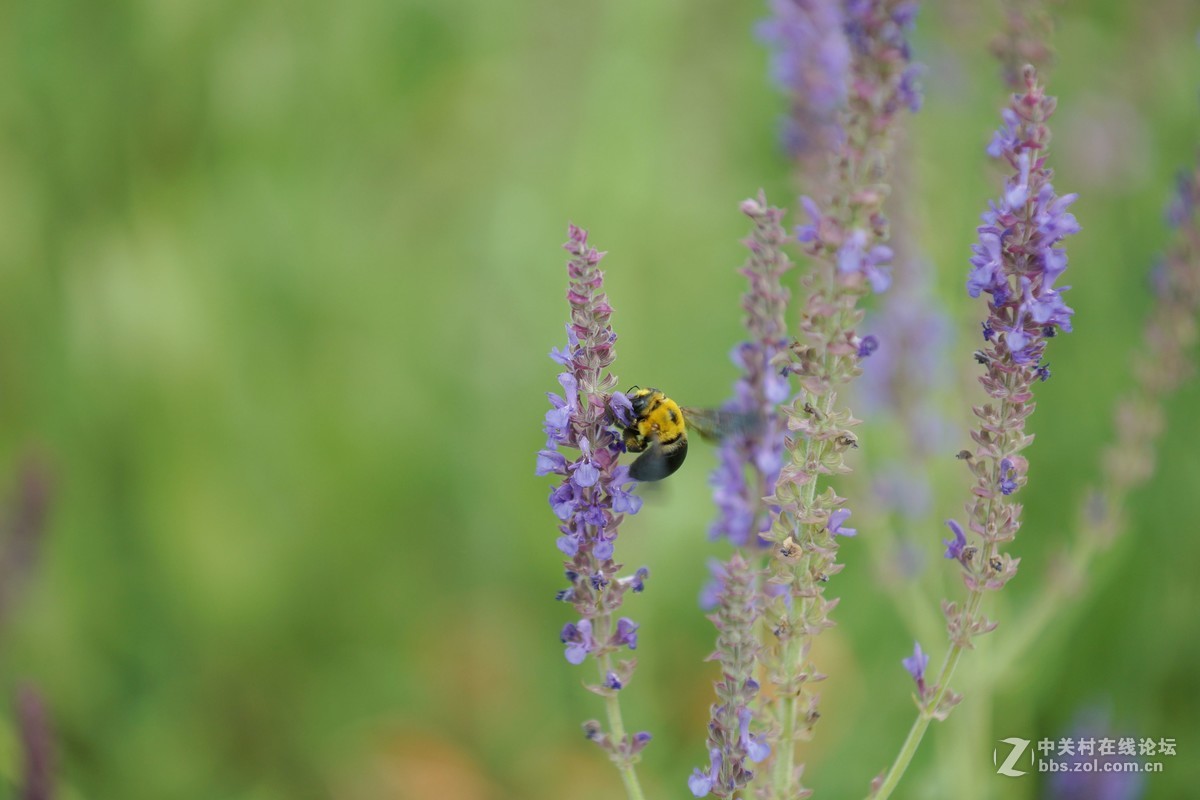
[994,738,1031,777]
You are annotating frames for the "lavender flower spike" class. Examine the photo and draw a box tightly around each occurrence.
[710,193,794,547]
[987,151,1200,680]
[539,225,648,797]
[758,0,851,173]
[968,112,1078,364]
[1092,157,1200,533]
[696,196,791,800]
[15,685,55,800]
[690,554,766,798]
[938,66,1075,696]
[0,457,53,629]
[871,67,1077,800]
[759,4,923,797]
[956,66,1076,593]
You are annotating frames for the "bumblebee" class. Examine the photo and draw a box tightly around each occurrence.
[621,387,761,482]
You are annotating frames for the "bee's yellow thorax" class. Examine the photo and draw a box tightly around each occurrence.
[636,395,686,443]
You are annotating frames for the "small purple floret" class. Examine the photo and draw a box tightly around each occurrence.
[902,640,929,695]
[858,334,880,358]
[561,620,595,665]
[613,617,639,650]
[688,749,722,797]
[827,508,857,537]
[943,519,967,561]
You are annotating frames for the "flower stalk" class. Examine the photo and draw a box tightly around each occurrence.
[754,3,923,796]
[709,194,795,550]
[690,554,771,798]
[690,194,792,798]
[991,153,1200,675]
[538,225,649,799]
[871,65,1078,799]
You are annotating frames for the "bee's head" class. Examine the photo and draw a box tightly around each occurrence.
[627,386,659,417]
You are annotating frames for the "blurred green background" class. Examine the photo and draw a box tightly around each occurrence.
[0,1,1198,798]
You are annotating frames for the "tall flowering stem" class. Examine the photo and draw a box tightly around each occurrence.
[537,225,649,800]
[758,0,851,185]
[689,555,771,798]
[871,66,1078,799]
[15,685,55,800]
[711,194,795,548]
[690,194,792,799]
[993,153,1200,673]
[856,163,954,600]
[1089,159,1200,546]
[989,0,1057,89]
[0,458,53,629]
[756,3,922,797]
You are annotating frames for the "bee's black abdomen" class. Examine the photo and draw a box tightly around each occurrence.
[629,438,688,482]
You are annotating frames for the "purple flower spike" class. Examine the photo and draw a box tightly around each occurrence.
[758,0,850,162]
[940,70,1075,679]
[541,226,650,761]
[827,508,857,537]
[752,10,924,796]
[953,70,1076,607]
[709,194,793,547]
[14,685,55,800]
[694,555,762,795]
[969,70,1078,374]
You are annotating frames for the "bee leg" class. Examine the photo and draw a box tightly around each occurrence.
[623,428,647,453]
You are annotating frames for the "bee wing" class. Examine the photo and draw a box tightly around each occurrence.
[629,434,688,482]
[680,408,765,442]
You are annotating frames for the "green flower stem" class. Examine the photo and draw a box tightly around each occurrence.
[871,399,1013,800]
[869,583,985,800]
[768,389,835,797]
[596,622,646,800]
[769,609,804,794]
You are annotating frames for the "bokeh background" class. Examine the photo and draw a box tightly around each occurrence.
[0,1,1198,798]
